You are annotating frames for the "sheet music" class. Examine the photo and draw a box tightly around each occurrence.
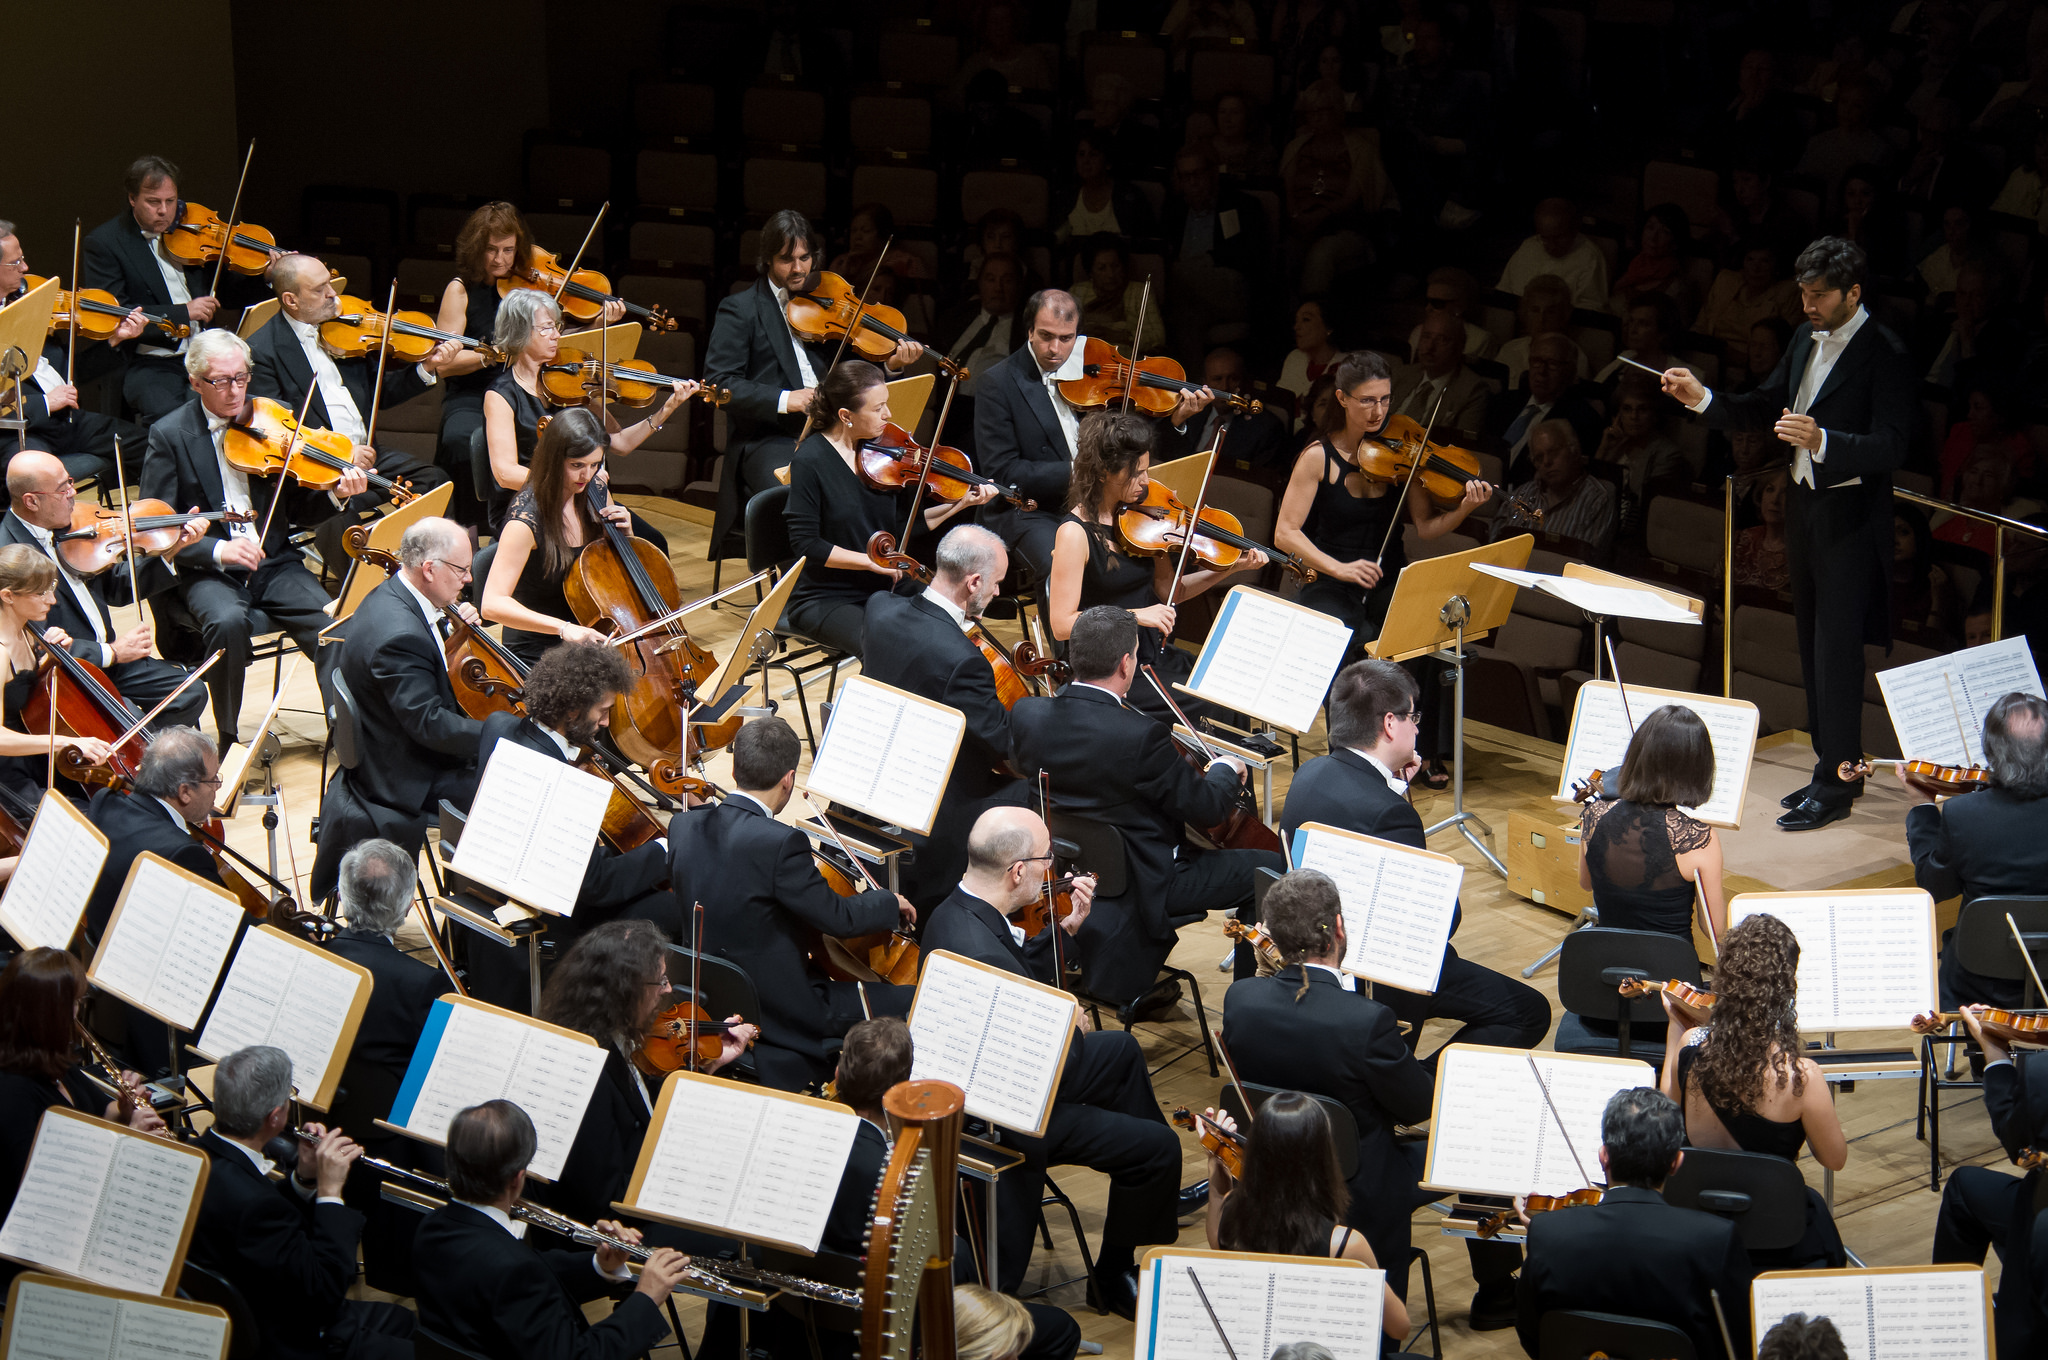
[1290,824,1461,994]
[1727,894,1937,1031]
[196,929,364,1104]
[1185,588,1355,733]
[1135,1255,1384,1360]
[631,1078,860,1252]
[1876,637,2043,767]
[1751,1267,1989,1360]
[5,1277,227,1359]
[389,1001,606,1181]
[1472,563,1701,624]
[0,795,108,950]
[1425,1046,1654,1197]
[0,1115,202,1295]
[1557,683,1758,826]
[908,951,1073,1134]
[88,857,243,1030]
[806,677,964,835]
[450,739,614,916]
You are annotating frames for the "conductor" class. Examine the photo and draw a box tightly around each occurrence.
[1659,237,1914,831]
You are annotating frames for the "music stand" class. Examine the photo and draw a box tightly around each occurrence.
[1366,534,1534,876]
[1560,563,1703,680]
[0,278,60,446]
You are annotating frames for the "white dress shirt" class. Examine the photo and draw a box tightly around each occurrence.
[20,519,111,661]
[1306,961,1356,991]
[1689,306,1868,489]
[772,284,820,412]
[396,570,448,640]
[137,231,193,358]
[534,722,579,762]
[284,315,370,445]
[919,585,969,630]
[1040,341,1089,460]
[204,412,262,553]
[1351,748,1410,796]
[727,789,778,818]
[956,311,1015,397]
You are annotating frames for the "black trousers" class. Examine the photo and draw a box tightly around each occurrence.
[169,560,334,744]
[122,355,194,424]
[106,655,209,732]
[785,595,869,656]
[751,980,916,1094]
[994,1029,1180,1292]
[1785,483,1885,801]
[328,1299,416,1360]
[1075,846,1283,1005]
[1933,1164,2048,1355]
[435,390,488,530]
[1377,946,1553,1069]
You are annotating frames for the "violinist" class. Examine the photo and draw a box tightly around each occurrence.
[666,717,915,1094]
[0,544,117,800]
[861,525,1031,905]
[247,254,456,520]
[1658,913,1848,1271]
[78,155,223,423]
[974,289,1083,579]
[1198,1096,1410,1342]
[481,290,691,535]
[1046,409,1264,725]
[1904,692,2048,1016]
[140,331,365,749]
[784,360,991,655]
[0,222,147,480]
[1579,705,1727,941]
[923,806,1180,1319]
[1515,1088,1755,1360]
[1,453,207,733]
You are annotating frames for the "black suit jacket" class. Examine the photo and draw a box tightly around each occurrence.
[140,398,327,575]
[821,1119,892,1256]
[247,311,432,434]
[1008,684,1238,942]
[1986,1055,2048,1165]
[0,511,136,661]
[1158,184,1272,278]
[702,277,834,454]
[974,344,1074,541]
[1516,1185,1755,1360]
[922,885,1067,987]
[83,784,224,939]
[665,795,897,1064]
[1281,749,1462,938]
[473,713,668,917]
[1487,386,1606,485]
[1905,785,2048,910]
[80,209,210,334]
[0,331,127,449]
[413,1200,667,1360]
[859,592,1017,809]
[326,928,443,1076]
[542,1049,649,1228]
[338,575,483,813]
[188,1129,364,1360]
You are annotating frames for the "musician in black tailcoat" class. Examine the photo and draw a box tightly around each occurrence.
[666,717,915,1094]
[0,223,149,480]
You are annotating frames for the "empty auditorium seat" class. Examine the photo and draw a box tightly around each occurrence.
[636,151,719,215]
[618,275,708,334]
[1642,161,1719,234]
[851,165,939,228]
[628,221,716,272]
[1189,48,1275,107]
[878,32,958,87]
[961,171,1049,230]
[1082,36,1168,101]
[1728,605,1804,734]
[849,95,934,156]
[742,158,828,220]
[635,81,718,146]
[525,143,611,210]
[742,84,827,149]
[392,259,447,311]
[522,213,606,266]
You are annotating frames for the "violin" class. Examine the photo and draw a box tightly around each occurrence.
[1016,872,1090,940]
[537,348,729,410]
[27,275,188,342]
[319,296,505,366]
[1357,413,1492,509]
[810,845,921,985]
[498,247,678,331]
[22,627,147,788]
[854,424,1025,508]
[0,781,35,863]
[1056,336,1262,416]
[1171,1106,1246,1179]
[2017,1147,2048,1171]
[1569,766,1618,803]
[191,815,295,921]
[1145,666,1283,855]
[1480,1188,1603,1239]
[1615,977,1717,1011]
[1222,918,1284,973]
[1115,479,1316,582]
[223,397,416,502]
[1910,1005,2048,1042]
[786,271,966,378]
[634,997,753,1076]
[158,202,279,275]
[865,531,1032,710]
[1839,758,1992,795]
[55,500,252,578]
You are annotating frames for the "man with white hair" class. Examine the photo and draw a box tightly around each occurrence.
[141,328,365,750]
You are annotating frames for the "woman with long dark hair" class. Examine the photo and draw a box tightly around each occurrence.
[1660,913,1848,1268]
[1201,1091,1410,1341]
[1579,704,1727,941]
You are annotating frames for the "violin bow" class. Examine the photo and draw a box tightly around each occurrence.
[1119,277,1153,414]
[1163,452,1217,618]
[65,221,80,386]
[105,651,221,751]
[2007,913,2048,1005]
[113,437,141,613]
[210,139,257,300]
[1943,672,1976,768]
[1143,663,1221,765]
[795,235,893,448]
[1185,1268,1241,1360]
[250,383,322,562]
[1525,1053,1598,1190]
[1038,770,1067,987]
[363,280,397,452]
[689,901,705,1074]
[1215,1030,1257,1126]
[898,356,962,547]
[1370,380,1449,571]
[553,203,608,304]
[796,790,885,894]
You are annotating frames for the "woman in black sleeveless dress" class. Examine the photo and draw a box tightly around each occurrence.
[1577,704,1728,942]
[1045,409,1266,725]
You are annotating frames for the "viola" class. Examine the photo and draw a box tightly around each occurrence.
[191,815,293,921]
[1356,413,1492,509]
[55,500,253,578]
[27,275,188,342]
[537,347,728,410]
[319,296,505,366]
[1170,1106,1246,1179]
[1145,665,1283,855]
[1839,758,1992,794]
[23,627,147,788]
[1480,1188,1603,1239]
[498,247,678,331]
[1115,479,1316,582]
[1222,918,1284,973]
[158,202,279,275]
[865,531,1031,709]
[2018,1147,2048,1171]
[855,424,1024,508]
[810,845,921,985]
[1616,977,1717,1011]
[1057,336,1262,416]
[634,997,753,1075]
[1910,1005,2048,1042]
[786,271,966,378]
[223,397,416,501]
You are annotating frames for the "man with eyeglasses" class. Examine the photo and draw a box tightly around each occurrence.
[142,329,367,752]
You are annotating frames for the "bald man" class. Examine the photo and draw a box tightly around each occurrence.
[247,253,453,523]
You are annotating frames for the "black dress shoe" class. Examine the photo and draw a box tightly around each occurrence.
[1119,977,1183,1025]
[1779,782,1813,809]
[1092,1264,1141,1320]
[1777,796,1851,831]
[1177,1180,1210,1218]
[1469,1277,1519,1331]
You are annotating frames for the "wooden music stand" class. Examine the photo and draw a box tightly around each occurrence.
[565,320,641,361]
[0,278,59,444]
[1366,533,1534,876]
[321,481,455,630]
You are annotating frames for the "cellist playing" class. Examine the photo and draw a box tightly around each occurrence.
[0,545,116,817]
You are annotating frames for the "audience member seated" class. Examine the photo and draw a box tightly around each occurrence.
[1900,98,1989,213]
[1794,78,1895,203]
[1174,347,1291,470]
[1281,84,1399,296]
[940,254,1025,441]
[1940,384,2032,498]
[1593,375,1687,531]
[1515,1087,1755,1360]
[1714,50,1806,175]
[962,207,1027,292]
[952,1,1054,97]
[1495,276,1588,390]
[1830,165,1912,282]
[1801,32,1889,102]
[1919,204,1982,302]
[1074,235,1163,354]
[1702,427,1789,512]
[1207,90,1277,179]
[1463,0,1575,171]
[1596,292,1684,389]
[1296,41,1369,115]
[1162,0,1260,63]
[1695,237,1803,377]
[1488,336,1603,482]
[1377,17,1490,230]
[1609,205,1699,320]
[1578,705,1726,939]
[1742,318,1792,394]
[1056,130,1156,256]
[1278,297,1343,416]
[1928,263,2024,397]
[1734,468,1793,590]
[1079,72,1164,178]
[1161,144,1269,359]
[1393,308,1490,432]
[1408,266,1495,361]
[1990,127,2048,232]
[1893,504,1965,643]
[1496,197,1610,313]
[1937,447,2023,560]
[828,203,927,287]
[1711,160,1804,259]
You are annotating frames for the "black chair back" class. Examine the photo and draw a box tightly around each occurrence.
[177,1261,264,1360]
[1252,866,1283,920]
[1557,927,1703,1056]
[328,669,362,772]
[467,425,494,503]
[1537,1308,1699,1360]
[1954,896,2048,1005]
[1048,811,1128,899]
[1218,1079,1360,1180]
[745,484,796,574]
[1660,1146,1809,1252]
[438,798,467,852]
[416,1326,497,1360]
[466,541,497,608]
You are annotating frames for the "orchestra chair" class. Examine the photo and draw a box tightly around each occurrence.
[1047,811,1219,1077]
[412,1329,495,1360]
[742,484,851,755]
[1659,1147,1810,1255]
[467,426,496,507]
[1552,928,1702,1070]
[178,1261,265,1360]
[662,943,766,1085]
[1917,895,2048,1189]
[1219,1080,1441,1357]
[1027,1171,1100,1310]
[1537,1310,1697,1360]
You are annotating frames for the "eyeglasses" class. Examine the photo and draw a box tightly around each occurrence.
[1009,854,1056,871]
[1390,710,1422,725]
[1346,392,1393,409]
[200,373,252,392]
[643,974,673,991]
[430,559,473,579]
